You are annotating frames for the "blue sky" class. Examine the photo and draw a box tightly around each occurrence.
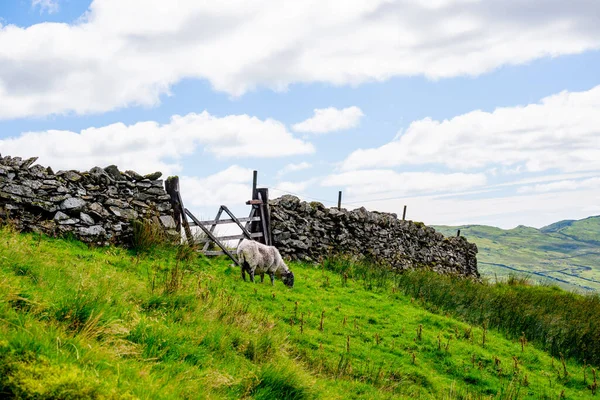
[1,0,599,228]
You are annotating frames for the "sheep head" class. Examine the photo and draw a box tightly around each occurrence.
[282,271,295,288]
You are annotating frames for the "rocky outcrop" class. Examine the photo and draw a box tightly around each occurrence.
[0,155,175,246]
[270,195,479,278]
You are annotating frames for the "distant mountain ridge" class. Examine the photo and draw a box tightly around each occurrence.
[433,215,600,292]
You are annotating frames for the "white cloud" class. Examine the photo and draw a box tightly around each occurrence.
[321,170,487,196]
[276,161,312,178]
[270,177,327,202]
[341,85,600,173]
[344,186,600,229]
[32,0,59,14]
[0,111,314,175]
[292,107,364,134]
[2,0,600,118]
[181,166,253,208]
[517,176,600,193]
[273,180,312,194]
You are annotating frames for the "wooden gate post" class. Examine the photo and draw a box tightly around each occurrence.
[165,176,194,245]
[165,176,182,233]
[257,188,272,246]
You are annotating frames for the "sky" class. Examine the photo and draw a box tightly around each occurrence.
[0,0,599,229]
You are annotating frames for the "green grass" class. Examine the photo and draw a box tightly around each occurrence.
[1,227,599,398]
[434,216,600,292]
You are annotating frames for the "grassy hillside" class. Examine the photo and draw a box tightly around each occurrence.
[1,227,599,399]
[434,216,600,292]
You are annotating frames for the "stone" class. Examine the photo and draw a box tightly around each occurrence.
[134,193,153,202]
[144,171,162,180]
[63,171,82,182]
[159,215,176,229]
[156,202,172,212]
[59,218,79,225]
[88,202,109,217]
[105,198,129,208]
[104,165,123,181]
[28,199,57,212]
[79,225,106,236]
[60,197,86,210]
[109,206,138,220]
[89,166,114,184]
[53,211,70,221]
[49,194,70,203]
[145,187,166,196]
[80,212,95,225]
[135,181,152,188]
[43,179,60,186]
[2,184,34,198]
[123,170,144,181]
[22,180,43,190]
[131,200,149,208]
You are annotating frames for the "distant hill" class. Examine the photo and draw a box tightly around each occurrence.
[433,216,600,292]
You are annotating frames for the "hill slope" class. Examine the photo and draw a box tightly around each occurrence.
[434,216,600,292]
[1,228,599,398]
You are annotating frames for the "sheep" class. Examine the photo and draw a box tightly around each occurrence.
[237,239,294,287]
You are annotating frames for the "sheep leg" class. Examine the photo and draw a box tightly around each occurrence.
[260,273,265,283]
[241,260,250,282]
[249,269,255,283]
[269,273,275,286]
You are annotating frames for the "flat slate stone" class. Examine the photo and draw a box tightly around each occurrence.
[109,206,138,220]
[159,215,176,229]
[88,202,108,217]
[2,184,34,198]
[53,211,70,221]
[80,212,95,225]
[79,225,106,236]
[64,171,82,182]
[61,197,86,210]
[144,171,162,180]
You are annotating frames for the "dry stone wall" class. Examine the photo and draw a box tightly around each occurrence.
[270,195,479,278]
[0,155,176,246]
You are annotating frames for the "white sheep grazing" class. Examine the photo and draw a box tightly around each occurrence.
[237,239,294,287]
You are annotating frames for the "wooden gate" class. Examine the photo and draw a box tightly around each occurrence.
[165,172,272,266]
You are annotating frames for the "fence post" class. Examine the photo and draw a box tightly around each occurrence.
[457,229,461,237]
[252,170,258,199]
[338,191,342,210]
[402,205,407,221]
